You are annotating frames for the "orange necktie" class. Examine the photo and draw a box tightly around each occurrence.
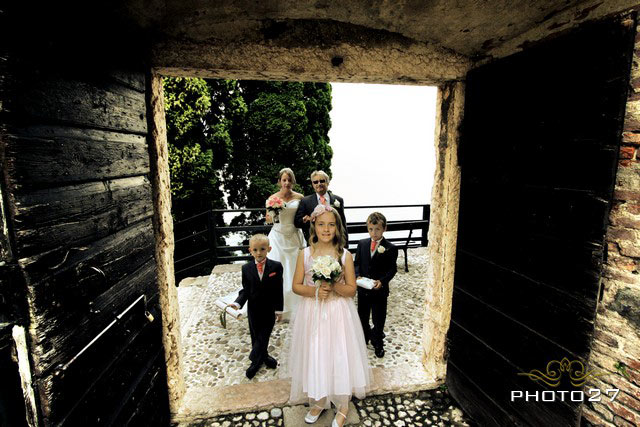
[370,240,377,252]
[257,260,265,275]
[320,195,326,205]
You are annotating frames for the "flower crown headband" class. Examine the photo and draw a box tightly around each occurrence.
[310,204,335,222]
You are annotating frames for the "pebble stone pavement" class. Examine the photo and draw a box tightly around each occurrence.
[177,389,473,426]
[179,247,433,387]
[176,247,474,426]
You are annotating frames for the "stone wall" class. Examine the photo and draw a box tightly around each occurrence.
[582,21,640,427]
[423,82,463,381]
[146,72,186,413]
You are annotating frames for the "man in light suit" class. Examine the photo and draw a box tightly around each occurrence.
[294,170,348,245]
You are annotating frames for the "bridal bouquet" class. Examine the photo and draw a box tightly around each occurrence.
[311,255,342,285]
[265,195,285,223]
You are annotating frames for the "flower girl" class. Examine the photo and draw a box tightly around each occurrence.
[288,204,371,427]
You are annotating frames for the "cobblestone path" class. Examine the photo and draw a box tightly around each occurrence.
[175,389,473,426]
[175,248,474,426]
[179,248,431,388]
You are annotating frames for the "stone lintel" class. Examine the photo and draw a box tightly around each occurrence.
[152,37,470,85]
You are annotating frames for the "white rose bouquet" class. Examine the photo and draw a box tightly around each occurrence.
[310,255,342,285]
[310,255,342,328]
[265,195,285,223]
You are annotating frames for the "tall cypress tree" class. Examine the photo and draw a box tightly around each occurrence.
[164,78,332,222]
[225,81,333,213]
[163,77,244,220]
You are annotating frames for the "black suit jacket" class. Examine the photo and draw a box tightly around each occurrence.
[294,191,348,244]
[235,259,284,319]
[354,237,398,297]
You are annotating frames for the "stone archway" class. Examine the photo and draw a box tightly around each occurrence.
[4,1,640,424]
[146,63,464,416]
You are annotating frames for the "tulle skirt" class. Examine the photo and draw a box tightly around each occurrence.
[287,293,372,408]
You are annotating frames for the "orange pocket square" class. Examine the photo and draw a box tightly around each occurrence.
[269,272,277,277]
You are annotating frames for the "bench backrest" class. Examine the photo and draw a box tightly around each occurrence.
[346,219,429,250]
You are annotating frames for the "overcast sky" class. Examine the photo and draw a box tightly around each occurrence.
[328,82,438,224]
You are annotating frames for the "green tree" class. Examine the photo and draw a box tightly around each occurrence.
[224,81,333,219]
[164,78,332,276]
[163,77,244,220]
[164,77,249,279]
[163,77,332,223]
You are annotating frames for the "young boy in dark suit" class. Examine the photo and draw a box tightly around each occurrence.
[230,234,283,379]
[355,212,398,358]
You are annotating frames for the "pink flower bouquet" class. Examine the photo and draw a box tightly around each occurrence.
[266,195,285,223]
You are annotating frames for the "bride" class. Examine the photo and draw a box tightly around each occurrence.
[266,168,306,321]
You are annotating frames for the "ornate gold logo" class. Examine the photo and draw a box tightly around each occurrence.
[518,357,608,387]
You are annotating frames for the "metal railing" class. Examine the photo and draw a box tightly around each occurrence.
[174,204,429,283]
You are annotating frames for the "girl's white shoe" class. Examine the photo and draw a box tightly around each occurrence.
[304,405,324,424]
[331,410,348,427]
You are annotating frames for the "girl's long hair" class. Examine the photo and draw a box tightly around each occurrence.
[309,209,346,256]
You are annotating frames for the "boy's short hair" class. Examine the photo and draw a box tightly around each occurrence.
[249,233,269,247]
[367,212,387,228]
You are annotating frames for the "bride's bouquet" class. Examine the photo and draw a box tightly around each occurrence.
[265,195,285,223]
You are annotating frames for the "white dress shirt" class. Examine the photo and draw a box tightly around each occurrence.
[316,192,330,206]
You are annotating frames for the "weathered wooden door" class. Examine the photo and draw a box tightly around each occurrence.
[447,17,635,426]
[0,16,171,424]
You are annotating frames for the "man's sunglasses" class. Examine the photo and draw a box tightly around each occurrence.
[312,179,327,184]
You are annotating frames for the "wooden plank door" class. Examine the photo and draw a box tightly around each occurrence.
[0,43,171,426]
[447,16,636,426]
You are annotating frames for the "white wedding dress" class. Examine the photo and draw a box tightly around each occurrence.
[269,200,306,321]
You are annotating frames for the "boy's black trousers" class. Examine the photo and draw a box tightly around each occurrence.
[357,291,388,347]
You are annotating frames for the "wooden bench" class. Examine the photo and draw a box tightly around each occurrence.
[347,219,429,272]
